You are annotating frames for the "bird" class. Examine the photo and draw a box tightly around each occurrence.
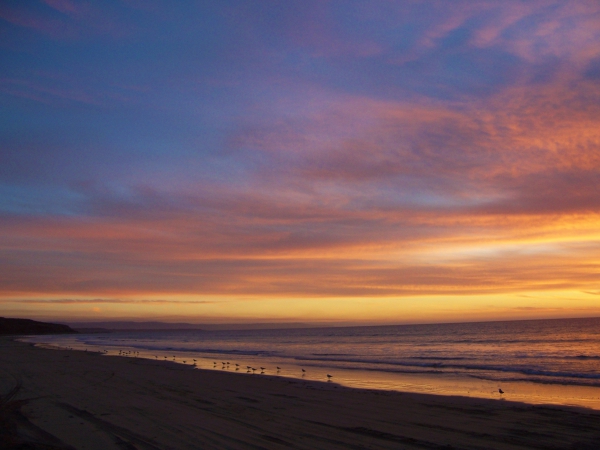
[183,360,186,364]
[301,368,306,373]
[499,388,504,394]
[276,366,281,371]
[327,374,332,380]
[251,368,256,373]
[260,367,265,373]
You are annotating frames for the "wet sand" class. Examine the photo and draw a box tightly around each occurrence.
[2,338,600,449]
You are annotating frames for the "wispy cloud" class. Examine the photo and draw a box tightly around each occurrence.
[0,298,218,304]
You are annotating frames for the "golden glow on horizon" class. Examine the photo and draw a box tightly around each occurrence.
[2,291,600,324]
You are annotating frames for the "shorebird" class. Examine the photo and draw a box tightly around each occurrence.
[260,367,265,373]
[327,374,332,380]
[301,368,306,374]
[499,388,504,394]
[276,366,281,371]
[183,360,186,363]
[251,367,256,373]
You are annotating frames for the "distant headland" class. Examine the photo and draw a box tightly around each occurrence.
[0,317,77,335]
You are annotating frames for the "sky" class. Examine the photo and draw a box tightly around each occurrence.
[1,0,600,325]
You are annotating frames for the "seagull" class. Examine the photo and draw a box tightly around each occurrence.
[499,388,504,394]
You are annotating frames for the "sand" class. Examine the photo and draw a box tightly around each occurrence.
[2,338,600,449]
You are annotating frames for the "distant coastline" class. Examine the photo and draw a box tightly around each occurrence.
[0,317,77,335]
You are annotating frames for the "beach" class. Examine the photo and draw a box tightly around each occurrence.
[2,338,600,449]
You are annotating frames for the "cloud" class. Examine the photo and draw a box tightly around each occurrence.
[228,72,600,214]
[0,298,217,304]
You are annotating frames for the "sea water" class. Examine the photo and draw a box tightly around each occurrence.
[24,317,600,409]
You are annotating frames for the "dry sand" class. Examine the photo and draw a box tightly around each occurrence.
[1,338,599,450]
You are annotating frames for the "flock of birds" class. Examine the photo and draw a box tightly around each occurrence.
[97,348,335,381]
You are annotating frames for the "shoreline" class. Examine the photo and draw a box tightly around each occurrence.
[22,333,600,411]
[2,337,600,449]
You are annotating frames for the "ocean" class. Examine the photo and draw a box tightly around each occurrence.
[23,317,600,409]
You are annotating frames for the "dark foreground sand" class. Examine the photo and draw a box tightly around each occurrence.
[2,338,600,450]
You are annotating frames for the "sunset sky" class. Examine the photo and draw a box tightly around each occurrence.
[1,1,600,324]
